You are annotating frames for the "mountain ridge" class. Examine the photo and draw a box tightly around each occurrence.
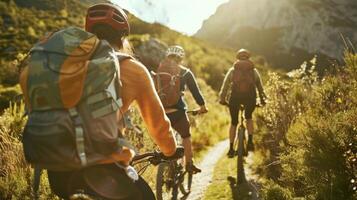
[195,0,357,69]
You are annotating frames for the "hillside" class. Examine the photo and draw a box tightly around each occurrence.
[0,1,233,199]
[195,0,357,70]
[0,0,236,87]
[0,0,240,110]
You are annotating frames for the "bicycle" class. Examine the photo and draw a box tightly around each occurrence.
[234,105,248,184]
[234,104,262,184]
[156,110,201,200]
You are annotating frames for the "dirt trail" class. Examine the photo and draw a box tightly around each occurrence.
[184,140,228,200]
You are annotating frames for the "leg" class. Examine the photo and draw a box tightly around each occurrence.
[229,125,237,146]
[244,100,256,136]
[246,119,254,135]
[167,111,201,173]
[244,100,256,151]
[182,136,193,164]
[228,104,239,156]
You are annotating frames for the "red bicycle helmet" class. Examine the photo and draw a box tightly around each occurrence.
[85,3,130,36]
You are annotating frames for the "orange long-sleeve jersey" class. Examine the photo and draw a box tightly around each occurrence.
[100,58,177,165]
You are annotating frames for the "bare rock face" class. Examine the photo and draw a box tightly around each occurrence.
[195,0,357,69]
[133,37,168,71]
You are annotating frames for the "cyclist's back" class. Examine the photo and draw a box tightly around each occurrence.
[20,3,179,200]
[155,46,208,173]
[219,49,266,157]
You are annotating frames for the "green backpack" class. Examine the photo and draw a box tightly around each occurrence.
[20,27,132,171]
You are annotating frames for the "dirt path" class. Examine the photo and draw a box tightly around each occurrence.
[184,140,229,200]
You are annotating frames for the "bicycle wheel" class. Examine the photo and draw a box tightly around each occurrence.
[178,170,192,195]
[156,162,178,200]
[237,127,246,184]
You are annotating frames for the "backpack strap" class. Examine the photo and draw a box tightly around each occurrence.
[68,107,88,166]
[85,51,130,119]
[179,67,190,78]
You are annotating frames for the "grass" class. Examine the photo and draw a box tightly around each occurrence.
[203,150,260,200]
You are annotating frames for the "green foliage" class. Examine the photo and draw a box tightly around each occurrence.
[0,0,86,61]
[0,85,22,111]
[261,181,293,200]
[255,53,357,199]
[187,79,230,153]
[0,102,31,199]
[0,102,57,199]
[0,59,19,86]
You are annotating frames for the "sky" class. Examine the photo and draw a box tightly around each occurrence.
[112,0,229,35]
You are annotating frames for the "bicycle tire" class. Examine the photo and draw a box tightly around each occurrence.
[237,127,246,184]
[156,162,179,200]
[178,171,192,195]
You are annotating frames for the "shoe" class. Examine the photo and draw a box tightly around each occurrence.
[247,139,255,152]
[227,149,235,158]
[186,162,202,174]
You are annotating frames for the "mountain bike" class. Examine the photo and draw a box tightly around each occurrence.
[156,110,201,200]
[235,105,248,184]
[234,104,262,184]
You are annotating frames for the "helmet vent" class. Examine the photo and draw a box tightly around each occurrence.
[112,13,125,23]
[89,11,107,18]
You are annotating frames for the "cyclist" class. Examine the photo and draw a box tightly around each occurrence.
[219,49,266,157]
[155,45,208,174]
[47,3,180,199]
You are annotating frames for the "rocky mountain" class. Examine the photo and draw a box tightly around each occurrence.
[195,0,357,69]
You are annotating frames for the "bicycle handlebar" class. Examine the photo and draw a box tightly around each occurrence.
[187,110,199,115]
[131,147,185,165]
[132,152,156,162]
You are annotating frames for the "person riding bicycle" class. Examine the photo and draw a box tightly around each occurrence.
[155,45,208,174]
[46,3,180,199]
[219,49,266,157]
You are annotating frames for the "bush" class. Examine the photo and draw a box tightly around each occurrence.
[0,84,22,111]
[262,181,293,200]
[255,53,357,199]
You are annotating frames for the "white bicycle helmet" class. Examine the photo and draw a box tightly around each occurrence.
[166,45,185,58]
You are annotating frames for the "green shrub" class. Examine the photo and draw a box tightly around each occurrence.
[0,84,22,111]
[262,181,293,200]
[255,53,357,199]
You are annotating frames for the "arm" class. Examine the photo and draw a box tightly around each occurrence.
[185,70,206,106]
[121,59,177,157]
[219,68,233,102]
[254,69,266,99]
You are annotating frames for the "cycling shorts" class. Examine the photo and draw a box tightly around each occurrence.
[229,96,256,126]
[166,110,191,138]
